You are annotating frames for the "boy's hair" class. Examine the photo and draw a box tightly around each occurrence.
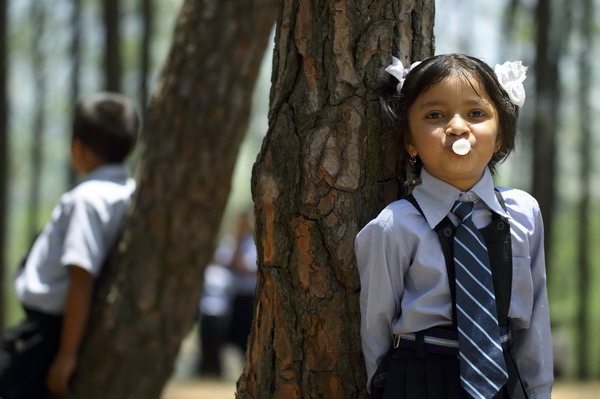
[379,53,519,187]
[73,92,140,163]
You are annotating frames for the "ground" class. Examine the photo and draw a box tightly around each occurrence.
[164,332,600,398]
[161,379,600,398]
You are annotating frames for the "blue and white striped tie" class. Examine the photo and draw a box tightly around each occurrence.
[452,201,508,399]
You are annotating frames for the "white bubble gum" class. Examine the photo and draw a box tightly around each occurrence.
[452,139,471,156]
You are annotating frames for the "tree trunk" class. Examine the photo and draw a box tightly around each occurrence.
[68,1,277,398]
[27,0,46,240]
[575,0,592,380]
[103,0,121,92]
[0,0,7,335]
[500,0,521,56]
[531,0,570,276]
[68,0,81,186]
[139,0,153,110]
[238,1,435,398]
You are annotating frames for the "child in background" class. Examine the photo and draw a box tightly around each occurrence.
[355,54,552,398]
[0,92,139,398]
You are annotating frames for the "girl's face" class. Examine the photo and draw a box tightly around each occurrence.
[406,73,500,191]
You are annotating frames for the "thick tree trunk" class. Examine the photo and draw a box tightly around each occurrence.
[68,1,277,398]
[238,1,435,398]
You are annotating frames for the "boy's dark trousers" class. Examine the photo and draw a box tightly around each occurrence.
[0,308,62,399]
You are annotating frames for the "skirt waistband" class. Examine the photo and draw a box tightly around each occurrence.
[394,326,511,356]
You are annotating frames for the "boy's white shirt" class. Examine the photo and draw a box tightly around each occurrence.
[15,164,135,315]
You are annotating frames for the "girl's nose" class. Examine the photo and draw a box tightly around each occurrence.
[446,114,469,135]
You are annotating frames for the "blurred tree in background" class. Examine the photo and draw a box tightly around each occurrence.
[0,0,7,336]
[575,0,594,380]
[69,0,277,397]
[0,0,599,395]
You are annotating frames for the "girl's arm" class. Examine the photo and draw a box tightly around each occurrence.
[355,218,405,391]
[510,204,553,399]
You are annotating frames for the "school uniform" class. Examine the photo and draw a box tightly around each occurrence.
[0,164,135,399]
[356,168,553,399]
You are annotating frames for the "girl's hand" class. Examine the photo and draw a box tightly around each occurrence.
[46,352,77,397]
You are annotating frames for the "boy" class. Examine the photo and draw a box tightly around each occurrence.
[0,92,139,398]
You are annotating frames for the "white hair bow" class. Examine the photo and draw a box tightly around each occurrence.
[384,56,528,108]
[384,56,421,92]
[494,61,527,108]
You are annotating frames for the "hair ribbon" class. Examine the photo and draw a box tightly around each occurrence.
[385,56,527,108]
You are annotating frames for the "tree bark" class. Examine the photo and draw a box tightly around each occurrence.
[238,1,435,398]
[68,1,277,398]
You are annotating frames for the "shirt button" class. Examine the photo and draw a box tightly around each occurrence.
[460,193,475,202]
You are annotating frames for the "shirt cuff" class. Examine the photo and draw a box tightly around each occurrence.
[528,387,552,399]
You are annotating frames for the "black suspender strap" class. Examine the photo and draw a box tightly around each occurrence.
[404,191,512,326]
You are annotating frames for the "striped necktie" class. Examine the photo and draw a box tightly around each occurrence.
[452,201,508,399]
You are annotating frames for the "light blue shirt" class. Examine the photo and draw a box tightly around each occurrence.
[16,164,135,315]
[356,168,553,399]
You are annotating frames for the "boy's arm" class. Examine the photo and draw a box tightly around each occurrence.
[46,265,95,397]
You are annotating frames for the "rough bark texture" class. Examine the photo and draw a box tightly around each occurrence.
[68,1,277,398]
[238,1,434,398]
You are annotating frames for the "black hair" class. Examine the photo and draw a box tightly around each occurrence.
[380,53,519,188]
[72,92,139,163]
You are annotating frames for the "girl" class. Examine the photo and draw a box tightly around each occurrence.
[355,54,552,399]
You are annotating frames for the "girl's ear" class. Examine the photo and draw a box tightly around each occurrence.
[494,136,502,153]
[406,141,418,158]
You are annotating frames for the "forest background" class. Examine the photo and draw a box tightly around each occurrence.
[0,0,598,388]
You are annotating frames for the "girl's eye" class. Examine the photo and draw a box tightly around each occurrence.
[425,111,444,120]
[469,110,486,118]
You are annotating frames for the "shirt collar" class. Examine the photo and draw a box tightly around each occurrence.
[79,164,130,184]
[411,167,509,229]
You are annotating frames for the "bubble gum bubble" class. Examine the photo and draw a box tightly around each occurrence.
[452,139,471,156]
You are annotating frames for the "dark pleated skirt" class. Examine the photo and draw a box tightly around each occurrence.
[374,347,529,399]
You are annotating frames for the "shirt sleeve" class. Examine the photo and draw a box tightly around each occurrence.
[510,201,553,399]
[355,215,408,391]
[60,194,107,276]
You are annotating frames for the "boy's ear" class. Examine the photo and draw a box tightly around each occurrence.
[72,137,103,174]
